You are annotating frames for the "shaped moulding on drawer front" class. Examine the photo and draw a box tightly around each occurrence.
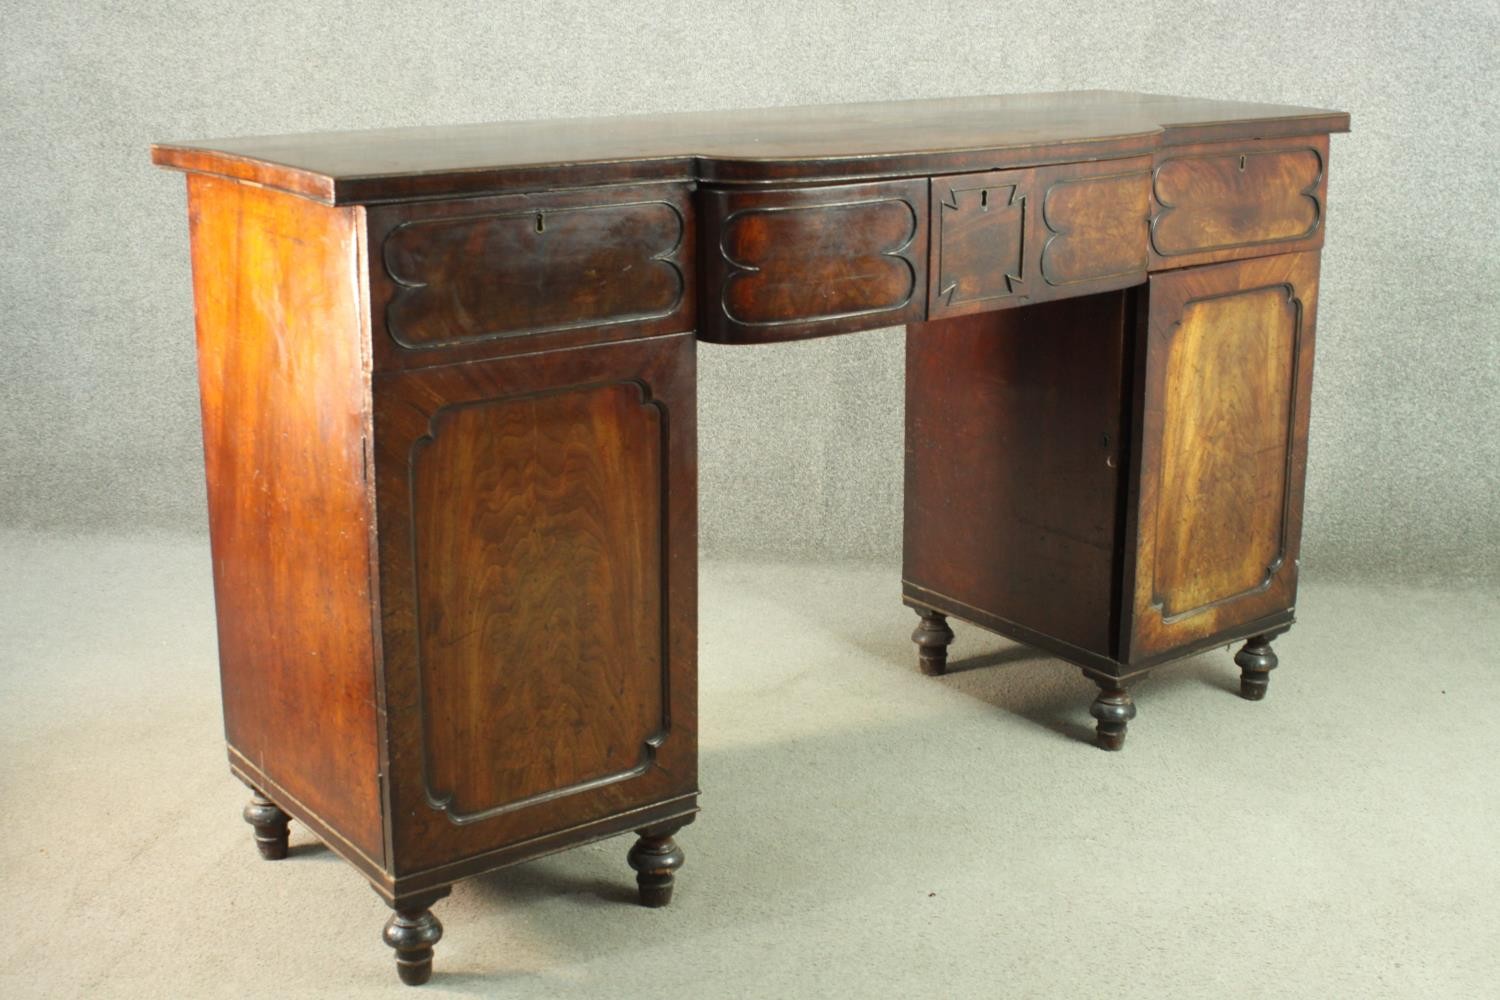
[699,179,929,344]
[365,184,696,370]
[1148,137,1328,269]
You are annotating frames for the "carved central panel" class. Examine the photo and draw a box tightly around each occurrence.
[931,179,1026,316]
[409,382,667,824]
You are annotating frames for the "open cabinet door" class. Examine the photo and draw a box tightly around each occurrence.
[1121,251,1321,665]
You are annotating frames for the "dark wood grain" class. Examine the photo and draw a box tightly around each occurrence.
[627,823,687,908]
[700,180,928,343]
[372,334,698,875]
[903,290,1134,658]
[1235,633,1280,700]
[904,251,1320,688]
[242,789,291,861]
[152,92,1348,205]
[1088,677,1138,751]
[1150,136,1329,268]
[366,184,695,370]
[382,897,446,986]
[929,171,1029,317]
[157,90,1348,978]
[1040,165,1151,287]
[910,608,956,676]
[386,206,681,347]
[187,173,385,866]
[1120,251,1320,662]
[411,382,665,824]
[928,158,1151,320]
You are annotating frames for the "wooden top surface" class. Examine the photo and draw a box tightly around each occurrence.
[151,91,1349,205]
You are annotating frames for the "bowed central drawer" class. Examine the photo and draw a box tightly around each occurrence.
[698,157,1153,343]
[362,139,1329,355]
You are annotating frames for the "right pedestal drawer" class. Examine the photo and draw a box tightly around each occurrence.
[1149,135,1330,269]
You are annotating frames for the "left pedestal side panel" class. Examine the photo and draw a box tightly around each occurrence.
[187,174,385,868]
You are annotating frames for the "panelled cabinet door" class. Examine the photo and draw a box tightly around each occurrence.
[1122,251,1320,664]
[372,335,698,875]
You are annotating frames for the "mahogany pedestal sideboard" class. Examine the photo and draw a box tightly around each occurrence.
[151,91,1349,985]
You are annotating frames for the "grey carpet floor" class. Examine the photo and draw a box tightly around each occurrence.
[1,531,1496,999]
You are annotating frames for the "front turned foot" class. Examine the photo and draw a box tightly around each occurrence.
[243,790,290,860]
[1235,634,1279,701]
[1088,680,1137,751]
[628,825,685,908]
[383,904,444,986]
[911,608,955,676]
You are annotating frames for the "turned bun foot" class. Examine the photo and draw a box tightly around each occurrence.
[911,608,956,676]
[627,827,685,908]
[1088,681,1137,751]
[1235,634,1279,700]
[383,906,443,986]
[243,790,290,860]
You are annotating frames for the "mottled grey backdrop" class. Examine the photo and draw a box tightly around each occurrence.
[3,1,1496,583]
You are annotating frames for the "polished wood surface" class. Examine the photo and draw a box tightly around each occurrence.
[904,252,1320,679]
[411,384,664,823]
[700,179,928,343]
[904,291,1133,660]
[243,790,291,861]
[1150,136,1329,268]
[385,203,682,348]
[1089,679,1138,752]
[152,91,1348,204]
[154,90,1347,982]
[627,823,688,908]
[1040,162,1152,288]
[1235,634,1281,701]
[188,173,385,865]
[929,169,1030,316]
[910,609,956,677]
[927,158,1150,320]
[1152,285,1295,613]
[366,183,695,370]
[383,904,444,987]
[373,334,698,876]
[1121,251,1319,661]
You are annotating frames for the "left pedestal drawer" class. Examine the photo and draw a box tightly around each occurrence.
[366,184,696,371]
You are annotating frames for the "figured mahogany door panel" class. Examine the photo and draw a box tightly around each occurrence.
[699,179,928,343]
[413,383,663,821]
[366,183,694,370]
[186,173,385,865]
[903,290,1132,658]
[1122,252,1320,663]
[928,158,1150,320]
[1149,136,1328,269]
[374,334,697,875]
